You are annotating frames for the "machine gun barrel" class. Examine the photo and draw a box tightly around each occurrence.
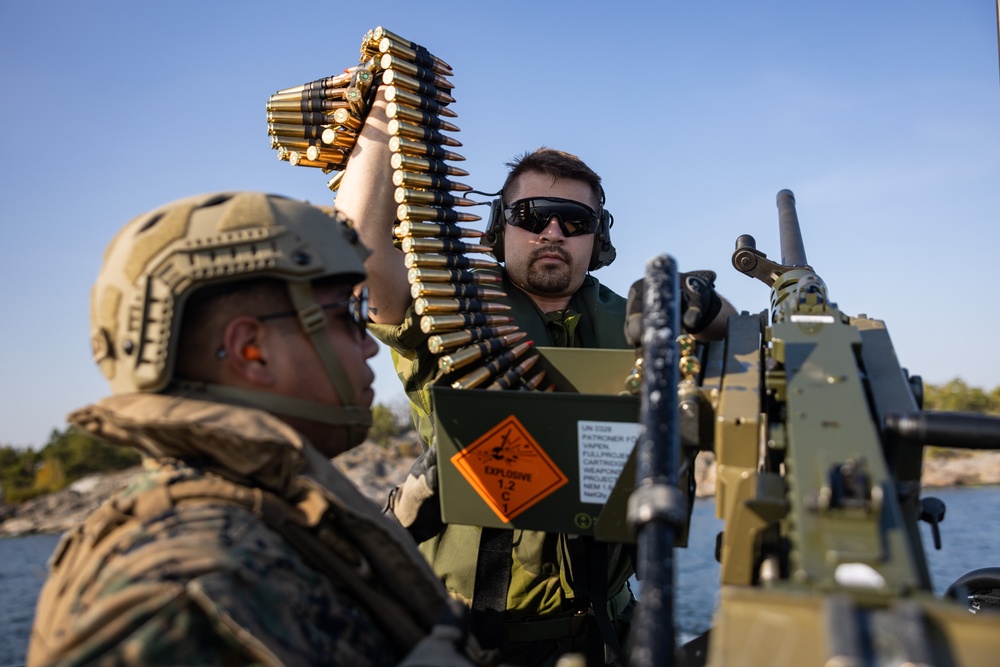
[627,255,686,667]
[885,411,1000,450]
[776,188,808,267]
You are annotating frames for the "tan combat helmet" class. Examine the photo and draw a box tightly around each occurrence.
[91,191,373,441]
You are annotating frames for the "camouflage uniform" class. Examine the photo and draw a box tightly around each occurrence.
[372,273,635,666]
[28,392,469,667]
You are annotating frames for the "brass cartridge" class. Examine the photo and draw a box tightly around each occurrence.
[404,253,497,270]
[387,119,462,147]
[438,333,529,374]
[427,325,520,354]
[486,354,541,390]
[419,313,513,334]
[389,153,472,177]
[266,111,335,126]
[320,128,358,148]
[379,54,454,89]
[397,206,481,226]
[377,37,452,76]
[391,165,471,187]
[410,282,505,300]
[389,137,465,162]
[332,107,363,131]
[414,298,510,316]
[386,103,461,133]
[274,72,353,95]
[449,341,532,390]
[396,221,482,239]
[268,123,326,140]
[401,236,489,254]
[305,145,349,164]
[384,86,457,117]
[382,69,456,105]
[267,97,348,112]
[407,267,502,285]
[393,189,476,208]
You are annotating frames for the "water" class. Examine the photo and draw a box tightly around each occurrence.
[2,488,998,665]
[0,533,62,667]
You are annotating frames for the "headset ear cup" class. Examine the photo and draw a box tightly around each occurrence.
[588,209,616,271]
[485,198,505,262]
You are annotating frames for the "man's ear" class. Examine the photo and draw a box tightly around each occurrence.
[220,316,275,387]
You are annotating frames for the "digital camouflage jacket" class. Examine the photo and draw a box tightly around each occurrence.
[27,393,460,667]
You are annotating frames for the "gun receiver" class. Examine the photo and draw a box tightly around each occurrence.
[631,190,1000,667]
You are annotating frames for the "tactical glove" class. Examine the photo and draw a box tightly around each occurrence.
[623,270,723,344]
[680,270,722,335]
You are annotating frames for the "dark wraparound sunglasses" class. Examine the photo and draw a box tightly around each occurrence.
[503,197,599,237]
[257,285,369,337]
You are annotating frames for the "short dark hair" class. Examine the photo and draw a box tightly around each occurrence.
[501,147,604,208]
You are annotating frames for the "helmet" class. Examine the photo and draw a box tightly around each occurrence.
[91,191,372,437]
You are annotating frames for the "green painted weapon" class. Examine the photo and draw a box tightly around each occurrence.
[628,190,1000,667]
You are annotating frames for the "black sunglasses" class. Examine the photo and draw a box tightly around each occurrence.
[503,197,599,237]
[257,285,369,337]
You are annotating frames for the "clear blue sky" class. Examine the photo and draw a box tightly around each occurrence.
[1,2,998,448]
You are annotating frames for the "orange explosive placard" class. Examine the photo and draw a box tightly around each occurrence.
[450,414,568,523]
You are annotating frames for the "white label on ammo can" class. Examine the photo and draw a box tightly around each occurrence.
[577,420,640,504]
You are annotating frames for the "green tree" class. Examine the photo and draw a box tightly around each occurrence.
[923,379,998,414]
[367,400,414,446]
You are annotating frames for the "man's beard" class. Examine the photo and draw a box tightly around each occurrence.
[524,245,575,294]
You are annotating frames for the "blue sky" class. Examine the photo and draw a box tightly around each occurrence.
[1,2,998,448]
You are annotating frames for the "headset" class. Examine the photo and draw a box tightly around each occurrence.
[484,191,617,271]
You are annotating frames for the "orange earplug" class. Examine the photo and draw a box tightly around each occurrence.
[242,344,263,361]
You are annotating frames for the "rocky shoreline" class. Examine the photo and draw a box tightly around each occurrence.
[2,437,998,538]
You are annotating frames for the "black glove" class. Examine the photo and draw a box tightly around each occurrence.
[680,270,722,334]
[623,271,722,345]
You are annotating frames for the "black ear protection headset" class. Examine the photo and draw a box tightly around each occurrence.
[484,189,617,271]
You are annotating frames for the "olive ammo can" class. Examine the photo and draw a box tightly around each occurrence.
[432,347,646,543]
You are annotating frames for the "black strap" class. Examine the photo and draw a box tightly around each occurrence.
[470,526,513,649]
[567,535,624,667]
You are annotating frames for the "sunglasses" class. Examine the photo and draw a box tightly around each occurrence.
[257,285,369,338]
[503,197,599,237]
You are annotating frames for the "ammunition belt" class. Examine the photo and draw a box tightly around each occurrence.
[267,27,548,392]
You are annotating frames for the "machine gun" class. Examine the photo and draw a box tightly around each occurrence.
[627,190,1000,667]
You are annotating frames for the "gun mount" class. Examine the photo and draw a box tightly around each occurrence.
[629,189,1000,667]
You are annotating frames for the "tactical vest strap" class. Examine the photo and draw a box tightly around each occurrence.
[470,526,514,649]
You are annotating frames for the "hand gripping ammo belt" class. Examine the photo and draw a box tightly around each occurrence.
[265,27,622,664]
